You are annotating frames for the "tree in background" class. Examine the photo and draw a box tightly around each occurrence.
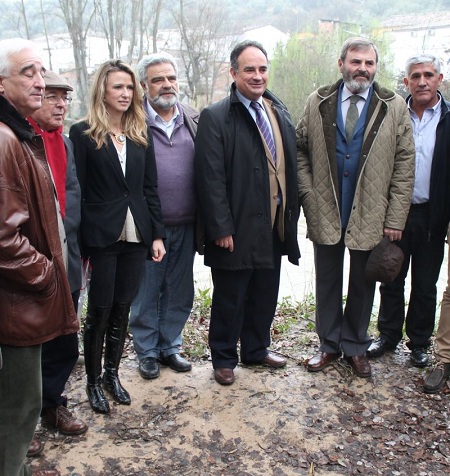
[171,0,232,109]
[269,26,395,125]
[59,0,95,117]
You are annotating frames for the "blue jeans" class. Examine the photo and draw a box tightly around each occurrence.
[0,345,42,476]
[130,224,195,360]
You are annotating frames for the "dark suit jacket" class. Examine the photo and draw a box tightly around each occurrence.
[62,135,82,293]
[69,121,165,253]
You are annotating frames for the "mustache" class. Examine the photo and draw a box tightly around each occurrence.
[158,88,177,96]
[353,70,370,80]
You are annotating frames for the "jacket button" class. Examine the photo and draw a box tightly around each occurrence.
[257,212,262,217]
[344,171,349,177]
[346,154,350,159]
[254,167,260,172]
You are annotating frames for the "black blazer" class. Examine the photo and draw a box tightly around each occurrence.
[69,121,165,252]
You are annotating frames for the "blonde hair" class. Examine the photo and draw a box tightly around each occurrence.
[84,59,147,149]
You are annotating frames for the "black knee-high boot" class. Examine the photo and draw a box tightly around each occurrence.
[102,302,131,405]
[84,304,111,414]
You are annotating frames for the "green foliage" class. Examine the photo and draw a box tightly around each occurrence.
[269,26,397,125]
[272,294,316,336]
[269,32,342,125]
[183,290,317,359]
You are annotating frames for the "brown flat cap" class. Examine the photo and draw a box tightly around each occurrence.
[43,70,73,91]
[365,237,404,283]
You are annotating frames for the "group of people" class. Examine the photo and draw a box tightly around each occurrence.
[1,34,450,476]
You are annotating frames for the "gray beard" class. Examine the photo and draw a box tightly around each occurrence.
[150,92,178,110]
[345,78,373,93]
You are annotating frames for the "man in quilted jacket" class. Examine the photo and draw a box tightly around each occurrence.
[296,37,415,378]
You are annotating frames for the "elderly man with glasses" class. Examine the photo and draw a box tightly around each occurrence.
[26,70,87,459]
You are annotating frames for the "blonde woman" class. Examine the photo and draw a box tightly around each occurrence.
[70,60,166,414]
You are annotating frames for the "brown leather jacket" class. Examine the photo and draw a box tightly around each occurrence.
[0,96,78,347]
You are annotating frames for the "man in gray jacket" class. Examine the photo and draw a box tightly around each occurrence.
[297,37,415,378]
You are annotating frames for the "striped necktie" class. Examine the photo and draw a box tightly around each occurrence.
[251,101,276,162]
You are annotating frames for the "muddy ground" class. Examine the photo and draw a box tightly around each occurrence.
[29,315,450,476]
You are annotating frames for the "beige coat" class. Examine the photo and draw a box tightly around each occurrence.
[296,80,415,251]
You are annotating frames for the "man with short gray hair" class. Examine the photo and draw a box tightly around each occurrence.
[130,52,199,380]
[0,38,77,476]
[369,54,450,369]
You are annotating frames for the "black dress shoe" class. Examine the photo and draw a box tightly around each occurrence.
[139,357,160,379]
[410,347,429,368]
[159,353,192,372]
[366,337,397,358]
[423,363,450,393]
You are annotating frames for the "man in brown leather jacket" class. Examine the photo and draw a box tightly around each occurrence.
[0,38,78,476]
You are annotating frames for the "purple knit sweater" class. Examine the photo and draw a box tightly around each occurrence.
[148,103,196,226]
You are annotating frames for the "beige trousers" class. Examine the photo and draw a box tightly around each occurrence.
[435,240,450,363]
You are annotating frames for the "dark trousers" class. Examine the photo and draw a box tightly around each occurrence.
[86,241,148,307]
[378,204,446,348]
[0,345,41,476]
[41,291,80,409]
[314,233,374,356]
[209,231,283,369]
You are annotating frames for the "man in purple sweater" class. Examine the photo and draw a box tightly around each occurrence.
[130,52,199,379]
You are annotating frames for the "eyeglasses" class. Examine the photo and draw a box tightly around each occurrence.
[43,95,72,105]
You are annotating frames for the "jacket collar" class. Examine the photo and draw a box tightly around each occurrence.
[0,95,35,142]
[229,82,287,111]
[317,79,395,102]
[405,90,450,119]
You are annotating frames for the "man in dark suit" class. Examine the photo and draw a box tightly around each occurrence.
[26,70,87,456]
[195,40,300,385]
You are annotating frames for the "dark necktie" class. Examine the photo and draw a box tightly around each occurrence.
[345,95,361,142]
[251,101,276,162]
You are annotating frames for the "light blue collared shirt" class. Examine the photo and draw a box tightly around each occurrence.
[145,101,180,138]
[407,96,441,204]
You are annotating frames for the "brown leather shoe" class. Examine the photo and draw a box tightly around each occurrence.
[346,355,371,378]
[214,368,235,385]
[262,352,287,368]
[41,406,88,436]
[27,438,43,457]
[307,352,340,372]
[31,470,61,476]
